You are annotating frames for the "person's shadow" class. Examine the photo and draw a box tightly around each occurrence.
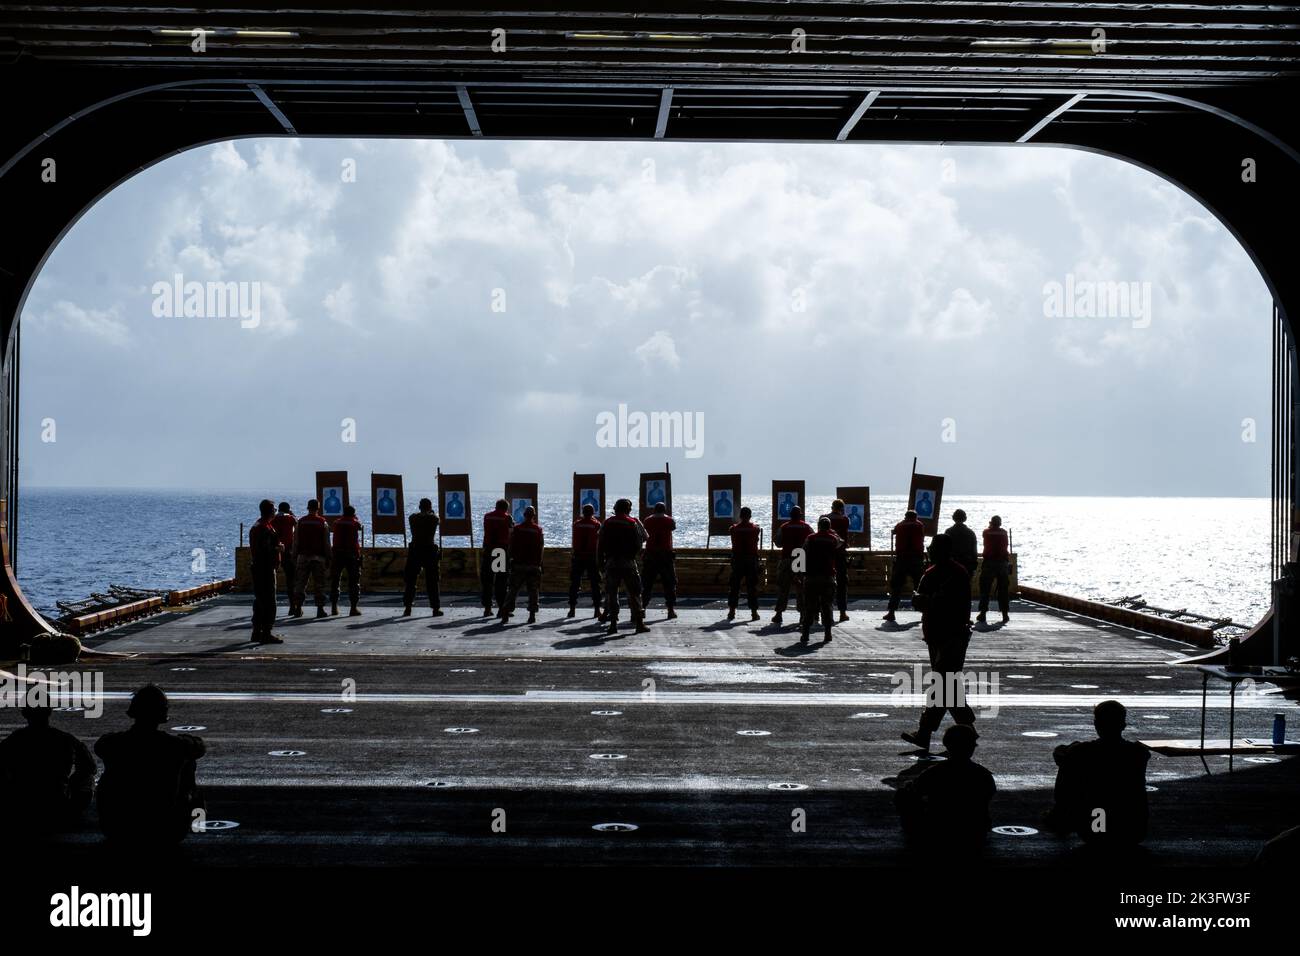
[774,641,818,657]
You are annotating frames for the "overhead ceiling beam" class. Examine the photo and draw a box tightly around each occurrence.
[1017,91,1085,142]
[248,83,296,133]
[456,84,482,136]
[836,89,879,140]
[654,87,673,138]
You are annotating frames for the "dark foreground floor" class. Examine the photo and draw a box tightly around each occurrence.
[7,595,1299,868]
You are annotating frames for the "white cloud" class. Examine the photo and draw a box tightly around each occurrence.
[33,300,129,346]
[634,330,681,370]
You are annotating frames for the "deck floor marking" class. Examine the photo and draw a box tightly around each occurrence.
[67,689,1300,709]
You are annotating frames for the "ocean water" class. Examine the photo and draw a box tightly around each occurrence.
[15,488,1271,627]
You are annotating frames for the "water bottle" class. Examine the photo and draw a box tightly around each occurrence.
[1274,713,1287,746]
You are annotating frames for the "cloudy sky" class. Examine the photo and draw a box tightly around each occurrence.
[19,136,1272,496]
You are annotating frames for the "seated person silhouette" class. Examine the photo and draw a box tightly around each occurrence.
[94,685,207,846]
[446,491,465,518]
[895,724,995,853]
[0,703,96,833]
[1044,700,1149,848]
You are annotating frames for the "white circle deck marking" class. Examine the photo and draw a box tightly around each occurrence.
[592,823,638,832]
[737,730,771,736]
[425,781,456,788]
[1143,714,1170,720]
[850,712,890,719]
[589,670,614,674]
[1145,675,1172,680]
[1245,756,1281,764]
[54,706,84,713]
[868,673,894,678]
[269,750,305,757]
[450,669,476,673]
[172,725,205,732]
[590,753,627,760]
[1070,684,1099,689]
[767,782,807,791]
[444,727,479,734]
[1145,785,1159,792]
[591,710,622,716]
[171,667,196,672]
[1007,675,1033,679]
[310,668,336,673]
[993,825,1038,836]
[321,708,352,714]
[195,820,239,831]
[1022,731,1058,738]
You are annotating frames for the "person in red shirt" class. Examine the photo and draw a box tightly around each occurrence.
[773,506,812,626]
[801,517,841,645]
[822,499,852,623]
[884,509,927,623]
[977,515,1012,625]
[568,503,602,619]
[270,502,297,616]
[640,502,678,619]
[727,506,762,621]
[248,498,284,643]
[292,499,331,619]
[502,506,545,624]
[329,504,364,616]
[480,498,514,616]
[598,498,649,635]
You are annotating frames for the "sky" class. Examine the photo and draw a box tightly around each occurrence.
[18,136,1273,496]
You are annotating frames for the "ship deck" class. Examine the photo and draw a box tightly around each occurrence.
[12,594,1300,867]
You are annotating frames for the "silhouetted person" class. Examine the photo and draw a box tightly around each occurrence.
[901,534,975,752]
[772,506,812,626]
[944,509,978,576]
[95,686,206,846]
[403,498,442,618]
[271,502,298,615]
[727,506,761,621]
[884,509,926,623]
[481,498,514,616]
[329,504,364,616]
[248,498,284,644]
[977,515,1011,625]
[822,499,852,622]
[641,501,678,619]
[0,704,95,833]
[503,505,544,624]
[568,504,602,619]
[599,498,649,635]
[1045,700,1149,848]
[293,499,331,619]
[800,516,839,645]
[895,724,995,853]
